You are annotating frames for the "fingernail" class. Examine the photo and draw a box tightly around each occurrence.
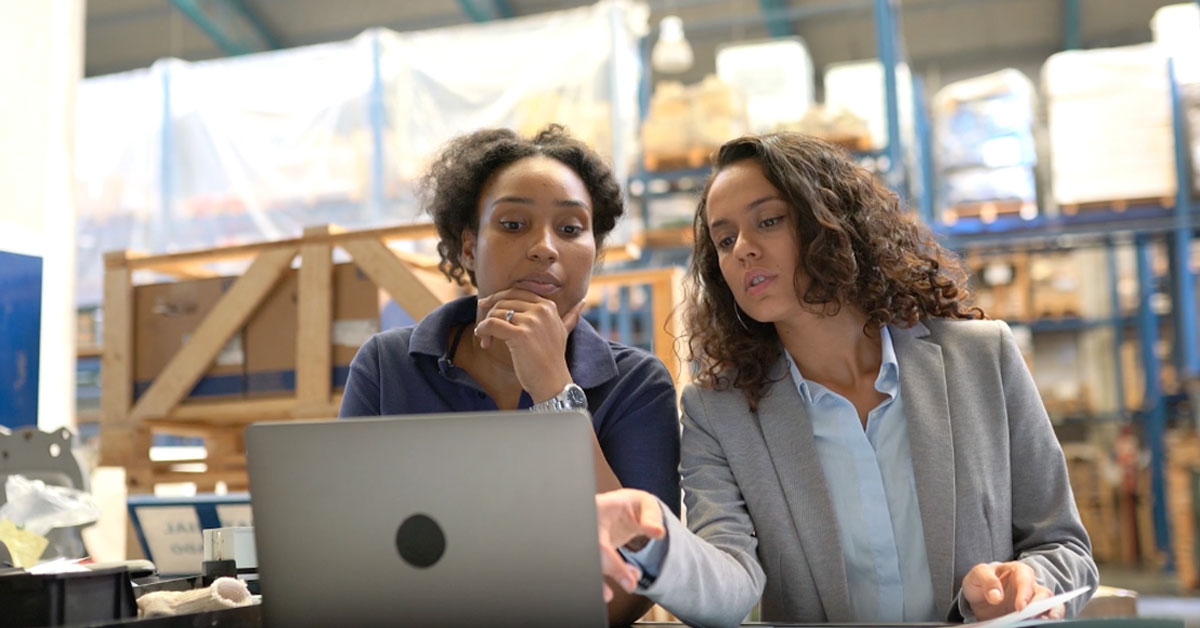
[988,588,1003,603]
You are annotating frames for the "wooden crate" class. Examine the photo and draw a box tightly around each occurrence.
[1063,443,1119,563]
[99,223,454,492]
[643,145,713,172]
[1167,433,1200,590]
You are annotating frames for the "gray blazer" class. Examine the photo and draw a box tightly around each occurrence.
[640,319,1098,628]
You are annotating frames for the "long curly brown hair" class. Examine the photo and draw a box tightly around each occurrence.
[684,133,983,410]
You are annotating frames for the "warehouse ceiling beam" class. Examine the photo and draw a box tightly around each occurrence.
[759,0,794,38]
[456,0,515,23]
[167,0,280,56]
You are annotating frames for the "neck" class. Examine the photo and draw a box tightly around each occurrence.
[774,306,882,390]
[462,329,516,376]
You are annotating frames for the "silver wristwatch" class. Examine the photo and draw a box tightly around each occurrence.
[530,382,588,413]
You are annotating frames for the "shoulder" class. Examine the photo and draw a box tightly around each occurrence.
[918,318,1009,352]
[680,381,751,423]
[365,325,418,354]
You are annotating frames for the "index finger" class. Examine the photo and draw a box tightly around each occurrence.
[477,287,546,311]
[1002,563,1036,610]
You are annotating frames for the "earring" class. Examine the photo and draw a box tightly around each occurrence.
[733,304,751,330]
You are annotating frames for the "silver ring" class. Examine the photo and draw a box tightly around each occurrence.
[504,309,515,323]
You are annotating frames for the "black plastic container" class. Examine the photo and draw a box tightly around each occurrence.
[0,567,136,627]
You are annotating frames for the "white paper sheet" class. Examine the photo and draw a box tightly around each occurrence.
[972,586,1092,628]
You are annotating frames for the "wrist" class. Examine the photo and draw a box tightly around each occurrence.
[530,381,587,413]
[530,372,573,404]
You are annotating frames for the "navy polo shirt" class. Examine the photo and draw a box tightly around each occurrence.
[339,295,681,516]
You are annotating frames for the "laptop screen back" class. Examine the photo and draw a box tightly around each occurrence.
[246,411,606,628]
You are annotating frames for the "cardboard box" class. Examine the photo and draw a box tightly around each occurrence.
[133,277,244,400]
[244,263,388,396]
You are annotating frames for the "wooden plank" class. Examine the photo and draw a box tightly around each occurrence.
[148,469,249,486]
[297,227,334,408]
[342,237,443,321]
[130,247,297,421]
[166,394,297,424]
[650,267,686,387]
[123,223,438,272]
[100,257,135,466]
[121,222,635,276]
[139,394,343,426]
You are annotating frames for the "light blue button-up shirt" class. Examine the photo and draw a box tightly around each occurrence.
[784,327,937,622]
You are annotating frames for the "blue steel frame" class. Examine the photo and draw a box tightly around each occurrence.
[630,0,1199,568]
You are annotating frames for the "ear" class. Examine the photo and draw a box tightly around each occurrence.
[460,228,477,272]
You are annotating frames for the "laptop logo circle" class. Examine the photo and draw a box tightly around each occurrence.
[396,514,445,568]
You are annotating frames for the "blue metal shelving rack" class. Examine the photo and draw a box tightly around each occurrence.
[630,0,1200,568]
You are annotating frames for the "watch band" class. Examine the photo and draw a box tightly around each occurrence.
[530,382,587,413]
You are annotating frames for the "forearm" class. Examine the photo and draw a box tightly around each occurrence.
[591,431,622,493]
[637,510,763,628]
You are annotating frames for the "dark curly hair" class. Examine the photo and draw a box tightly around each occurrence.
[420,124,625,286]
[685,133,983,410]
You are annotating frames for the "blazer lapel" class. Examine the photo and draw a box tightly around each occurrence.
[891,322,957,619]
[755,357,853,621]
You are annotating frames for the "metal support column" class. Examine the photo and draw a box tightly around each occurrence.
[367,31,386,221]
[1169,59,1199,380]
[872,0,905,193]
[1062,0,1080,51]
[1135,234,1171,565]
[159,64,175,250]
[912,73,935,225]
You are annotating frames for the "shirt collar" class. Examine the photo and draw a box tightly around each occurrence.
[784,325,901,404]
[408,295,619,389]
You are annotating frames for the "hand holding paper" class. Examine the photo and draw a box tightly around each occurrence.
[962,561,1071,621]
[973,586,1091,628]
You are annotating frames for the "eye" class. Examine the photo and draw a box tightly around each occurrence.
[559,224,583,236]
[715,235,735,251]
[499,220,522,231]
[760,215,784,228]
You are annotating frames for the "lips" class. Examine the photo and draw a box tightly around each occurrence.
[743,269,775,297]
[514,272,562,297]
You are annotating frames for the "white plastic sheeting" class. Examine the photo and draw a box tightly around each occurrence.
[74,1,647,306]
[932,69,1038,208]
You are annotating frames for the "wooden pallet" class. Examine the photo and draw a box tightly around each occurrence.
[643,145,712,172]
[942,200,1037,225]
[99,223,456,493]
[1059,196,1176,216]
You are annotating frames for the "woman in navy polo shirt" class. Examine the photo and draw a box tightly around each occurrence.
[338,124,680,625]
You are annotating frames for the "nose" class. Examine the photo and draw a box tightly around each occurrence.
[731,232,759,263]
[526,225,558,262]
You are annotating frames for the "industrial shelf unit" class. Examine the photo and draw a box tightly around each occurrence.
[628,0,1200,568]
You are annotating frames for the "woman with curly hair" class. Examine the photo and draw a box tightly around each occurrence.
[339,125,680,625]
[594,133,1096,627]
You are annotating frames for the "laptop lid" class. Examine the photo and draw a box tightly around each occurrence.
[245,411,607,628]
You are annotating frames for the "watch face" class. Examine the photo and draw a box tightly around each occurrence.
[564,384,588,409]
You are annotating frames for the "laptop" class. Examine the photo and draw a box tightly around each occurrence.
[245,411,607,628]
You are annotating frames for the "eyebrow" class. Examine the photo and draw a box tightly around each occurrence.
[490,196,590,209]
[708,195,785,230]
